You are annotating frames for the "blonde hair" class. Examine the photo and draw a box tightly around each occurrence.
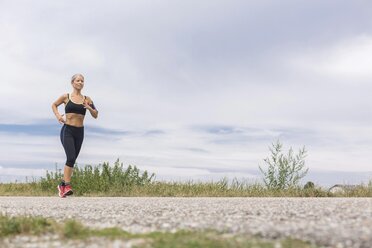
[71,73,84,83]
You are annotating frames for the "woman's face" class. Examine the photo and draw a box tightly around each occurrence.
[72,76,84,90]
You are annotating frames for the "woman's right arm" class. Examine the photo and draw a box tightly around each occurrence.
[52,94,67,124]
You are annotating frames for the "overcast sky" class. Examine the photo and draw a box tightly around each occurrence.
[0,0,371,187]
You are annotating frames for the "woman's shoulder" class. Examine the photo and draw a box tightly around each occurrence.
[62,93,70,103]
[60,93,69,104]
[85,95,93,103]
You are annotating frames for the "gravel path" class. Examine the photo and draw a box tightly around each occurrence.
[0,197,371,248]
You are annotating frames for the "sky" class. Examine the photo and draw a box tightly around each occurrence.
[0,0,371,187]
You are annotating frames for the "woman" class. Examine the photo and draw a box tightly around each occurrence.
[51,74,98,197]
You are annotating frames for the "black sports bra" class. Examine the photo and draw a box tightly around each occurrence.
[65,93,87,115]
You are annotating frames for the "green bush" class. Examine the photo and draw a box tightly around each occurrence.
[304,181,315,189]
[259,140,308,190]
[40,158,155,195]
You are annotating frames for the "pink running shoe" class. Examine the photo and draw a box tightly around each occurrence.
[63,184,73,196]
[57,182,66,198]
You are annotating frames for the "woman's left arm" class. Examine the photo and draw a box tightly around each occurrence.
[84,96,98,119]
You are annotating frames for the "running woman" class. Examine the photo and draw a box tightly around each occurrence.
[51,74,98,197]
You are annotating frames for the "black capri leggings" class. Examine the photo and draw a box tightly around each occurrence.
[60,124,84,167]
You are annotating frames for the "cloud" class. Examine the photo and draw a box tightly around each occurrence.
[182,147,210,154]
[0,122,129,137]
[143,130,166,136]
[0,166,45,176]
[0,165,46,181]
[285,35,372,81]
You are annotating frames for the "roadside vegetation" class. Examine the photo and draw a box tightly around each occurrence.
[0,215,317,248]
[0,140,371,197]
[0,158,370,197]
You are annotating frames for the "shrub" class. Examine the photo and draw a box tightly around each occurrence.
[259,140,308,190]
[304,181,315,189]
[40,158,155,195]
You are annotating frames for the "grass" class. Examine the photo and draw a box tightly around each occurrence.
[0,215,317,248]
[0,159,371,197]
[0,215,54,236]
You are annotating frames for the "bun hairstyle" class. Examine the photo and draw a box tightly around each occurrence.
[71,73,84,83]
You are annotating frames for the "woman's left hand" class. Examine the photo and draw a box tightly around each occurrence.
[83,100,92,110]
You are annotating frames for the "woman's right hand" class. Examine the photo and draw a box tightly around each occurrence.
[57,114,66,124]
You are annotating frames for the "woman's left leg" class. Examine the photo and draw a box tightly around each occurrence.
[74,127,84,164]
[64,166,73,183]
[64,126,84,184]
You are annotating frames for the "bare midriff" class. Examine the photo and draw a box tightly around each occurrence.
[65,113,85,127]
